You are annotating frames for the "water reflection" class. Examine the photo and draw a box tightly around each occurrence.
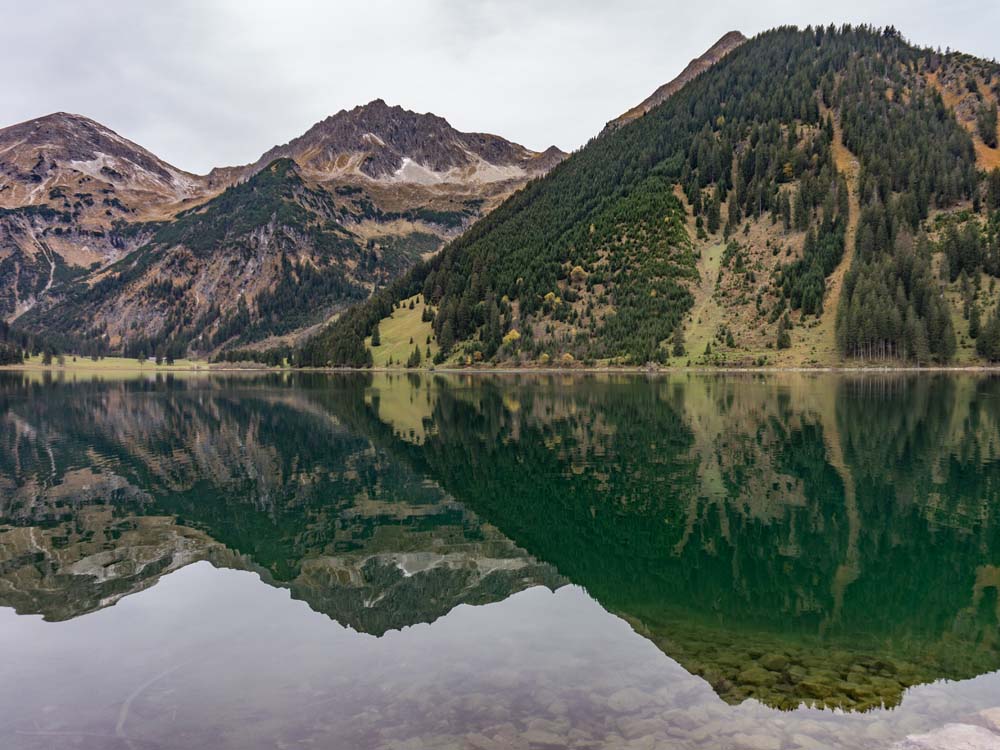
[0,374,562,632]
[350,373,1000,712]
[1,372,999,748]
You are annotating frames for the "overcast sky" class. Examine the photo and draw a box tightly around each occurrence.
[3,0,998,174]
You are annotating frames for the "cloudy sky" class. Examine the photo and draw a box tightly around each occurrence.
[3,0,998,173]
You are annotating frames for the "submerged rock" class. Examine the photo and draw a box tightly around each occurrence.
[982,710,1000,734]
[759,653,789,672]
[892,723,1000,750]
[738,666,780,687]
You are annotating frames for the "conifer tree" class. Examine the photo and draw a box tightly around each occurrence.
[671,325,686,357]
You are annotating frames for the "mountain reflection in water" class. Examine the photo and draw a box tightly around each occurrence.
[0,372,999,749]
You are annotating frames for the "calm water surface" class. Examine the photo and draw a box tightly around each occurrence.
[1,372,999,749]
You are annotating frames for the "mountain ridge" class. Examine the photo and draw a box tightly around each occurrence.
[603,30,748,134]
[238,98,565,184]
[1,101,566,354]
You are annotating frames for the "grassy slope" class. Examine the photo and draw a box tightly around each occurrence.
[364,295,439,367]
[785,116,862,366]
[676,241,725,365]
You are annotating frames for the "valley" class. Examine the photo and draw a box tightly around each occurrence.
[5,25,1000,371]
[6,8,1000,750]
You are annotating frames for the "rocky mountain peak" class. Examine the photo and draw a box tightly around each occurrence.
[0,110,201,211]
[245,99,566,185]
[604,30,748,133]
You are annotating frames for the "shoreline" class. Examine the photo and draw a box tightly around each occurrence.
[375,364,1000,374]
[5,363,1000,375]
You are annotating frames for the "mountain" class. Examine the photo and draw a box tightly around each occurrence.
[0,112,205,221]
[233,98,564,186]
[16,159,393,356]
[0,113,213,322]
[603,31,747,134]
[1,103,565,355]
[303,25,1000,368]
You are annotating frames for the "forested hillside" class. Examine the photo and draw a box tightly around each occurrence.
[302,25,1000,368]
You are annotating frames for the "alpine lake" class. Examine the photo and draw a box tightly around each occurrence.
[1,371,999,750]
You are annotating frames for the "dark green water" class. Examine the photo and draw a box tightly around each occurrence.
[1,372,999,749]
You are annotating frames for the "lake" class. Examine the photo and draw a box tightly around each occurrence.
[1,371,999,749]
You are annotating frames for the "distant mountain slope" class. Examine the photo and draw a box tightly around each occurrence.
[0,113,214,322]
[16,159,435,358]
[2,103,565,354]
[303,25,1000,368]
[603,31,747,134]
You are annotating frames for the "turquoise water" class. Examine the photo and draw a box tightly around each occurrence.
[1,372,998,749]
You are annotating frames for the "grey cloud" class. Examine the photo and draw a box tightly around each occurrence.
[1,0,997,173]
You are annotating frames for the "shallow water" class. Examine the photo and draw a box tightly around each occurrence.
[0,372,998,749]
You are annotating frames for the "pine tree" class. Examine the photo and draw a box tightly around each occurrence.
[707,190,721,234]
[781,191,792,232]
[987,169,1000,211]
[406,346,423,368]
[777,314,792,349]
[725,197,741,237]
[439,320,455,352]
[671,325,686,357]
[970,302,982,339]
[793,187,809,231]
[978,310,1000,360]
[978,102,999,148]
